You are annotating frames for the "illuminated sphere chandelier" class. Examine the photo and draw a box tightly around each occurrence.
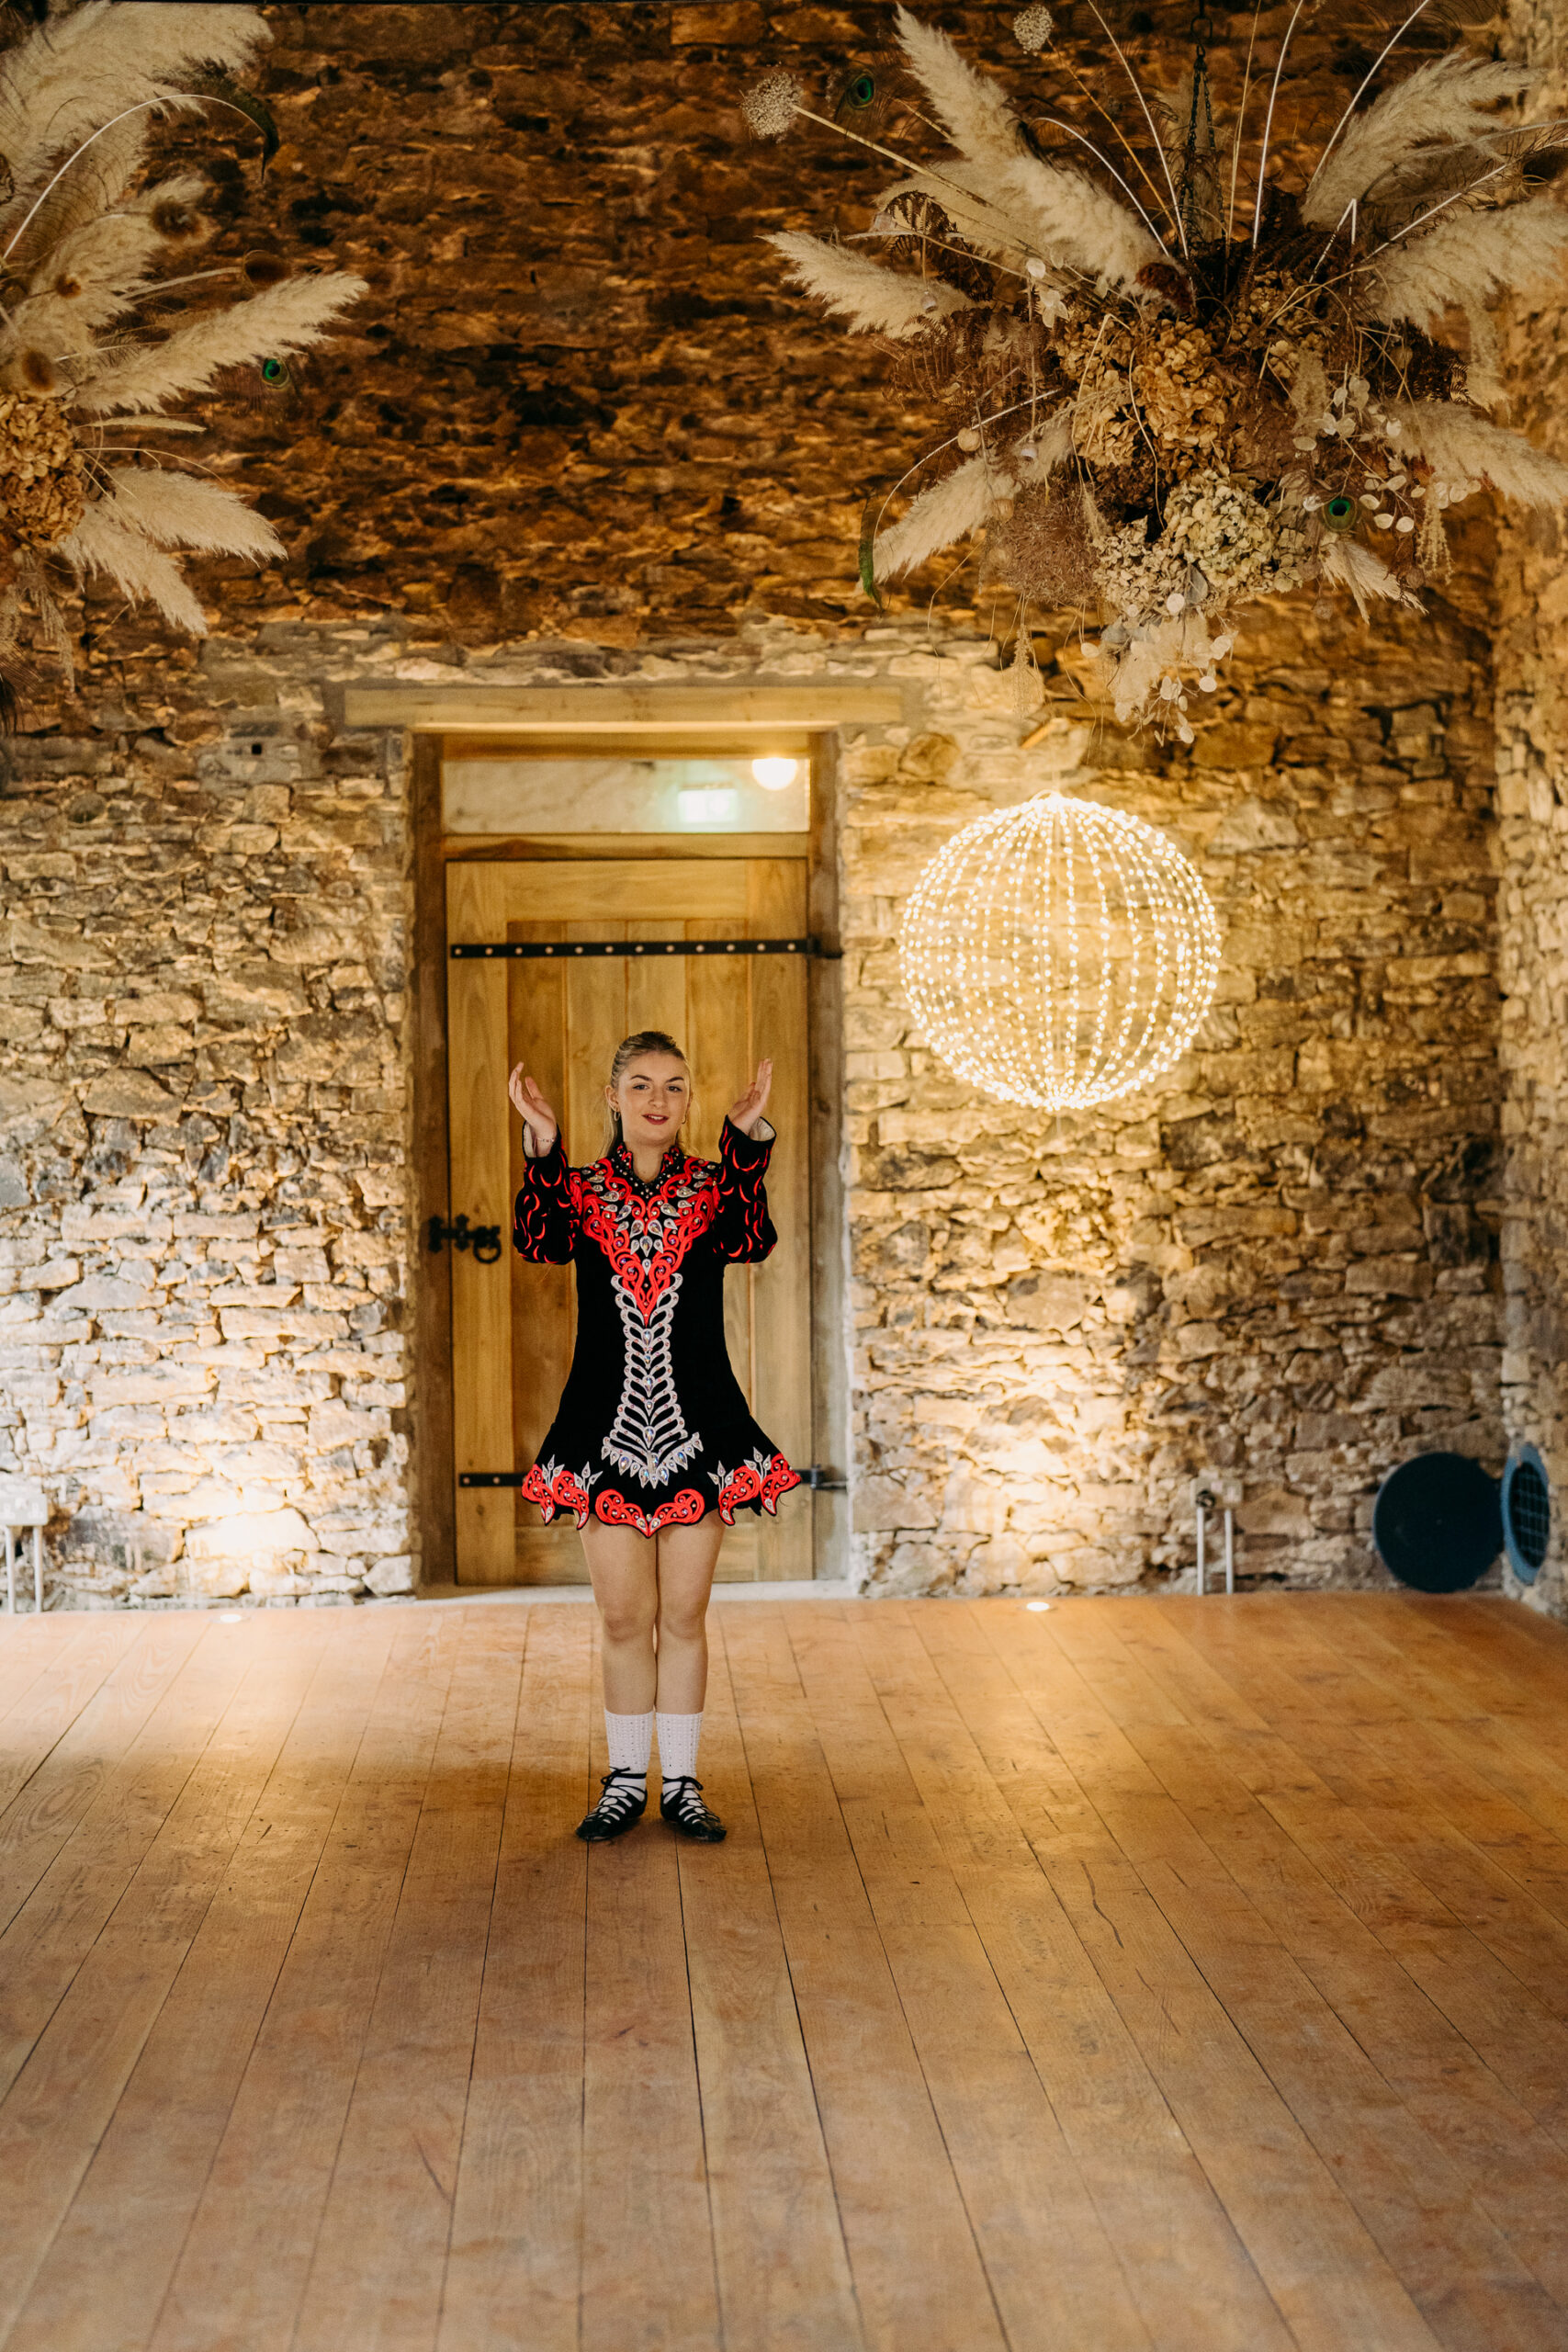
[899,794,1221,1113]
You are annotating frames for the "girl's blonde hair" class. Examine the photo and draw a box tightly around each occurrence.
[603,1029,697,1151]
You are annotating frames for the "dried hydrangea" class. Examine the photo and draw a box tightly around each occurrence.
[1162,470,1302,596]
[0,395,85,554]
[1057,314,1231,485]
[1012,4,1053,51]
[1098,518,1191,625]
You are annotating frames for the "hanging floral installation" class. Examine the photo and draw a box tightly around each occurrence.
[0,2,366,715]
[742,4,1568,737]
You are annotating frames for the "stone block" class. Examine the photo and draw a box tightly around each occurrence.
[183,1557,251,1600]
[80,1071,178,1118]
[1191,723,1280,770]
[851,1476,938,1532]
[878,1541,962,1595]
[1344,1255,1434,1297]
[939,1471,1010,1537]
[248,1560,309,1599]
[184,1506,318,1555]
[1208,796,1301,851]
[1005,1273,1090,1333]
[365,1554,416,1595]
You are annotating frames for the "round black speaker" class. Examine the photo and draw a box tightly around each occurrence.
[1372,1453,1502,1593]
[1501,1443,1551,1587]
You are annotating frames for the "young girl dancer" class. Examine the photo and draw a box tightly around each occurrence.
[509,1030,799,1844]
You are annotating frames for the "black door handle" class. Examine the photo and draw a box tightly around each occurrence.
[429,1214,502,1264]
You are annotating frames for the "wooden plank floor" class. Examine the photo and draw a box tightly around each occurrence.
[0,1596,1566,2352]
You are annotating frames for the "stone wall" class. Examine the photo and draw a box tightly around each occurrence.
[0,626,417,1604]
[1487,0,1568,1619]
[0,1,1522,1604]
[0,594,1504,1605]
[840,598,1504,1596]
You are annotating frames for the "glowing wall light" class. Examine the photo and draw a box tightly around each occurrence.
[898,792,1221,1112]
[751,755,800,792]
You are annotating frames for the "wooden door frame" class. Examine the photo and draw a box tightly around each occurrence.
[408,705,865,1590]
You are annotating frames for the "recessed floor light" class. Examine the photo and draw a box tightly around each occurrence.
[1025,1600,1052,1612]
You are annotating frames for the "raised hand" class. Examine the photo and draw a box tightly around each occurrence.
[508,1062,559,1155]
[728,1057,773,1136]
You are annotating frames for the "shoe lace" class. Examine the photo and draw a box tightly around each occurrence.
[592,1767,645,1819]
[664,1774,716,1821]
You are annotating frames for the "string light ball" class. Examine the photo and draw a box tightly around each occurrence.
[899,793,1221,1112]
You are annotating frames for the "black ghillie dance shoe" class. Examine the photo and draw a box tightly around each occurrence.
[660,1775,727,1843]
[576,1768,648,1843]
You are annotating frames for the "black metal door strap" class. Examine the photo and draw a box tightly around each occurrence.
[429,1215,502,1262]
[451,937,819,959]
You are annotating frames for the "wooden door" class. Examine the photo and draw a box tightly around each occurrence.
[446,859,813,1584]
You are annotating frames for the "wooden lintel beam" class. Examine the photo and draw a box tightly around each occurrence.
[337,683,908,732]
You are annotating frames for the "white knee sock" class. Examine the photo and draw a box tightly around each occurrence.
[658,1710,703,1792]
[604,1710,653,1788]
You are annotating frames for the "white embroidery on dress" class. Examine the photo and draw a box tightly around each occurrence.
[579,1151,719,1490]
[602,1272,703,1485]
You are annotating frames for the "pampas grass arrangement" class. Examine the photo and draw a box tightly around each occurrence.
[0,1,366,709]
[742,4,1568,737]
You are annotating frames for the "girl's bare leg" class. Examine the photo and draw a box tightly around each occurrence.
[652,1518,725,1713]
[580,1523,659,1713]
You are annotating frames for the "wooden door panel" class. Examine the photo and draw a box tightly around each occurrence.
[509,952,573,1510]
[684,928,752,1406]
[625,920,687,1040]
[448,861,751,934]
[742,865,809,1577]
[446,867,516,1586]
[564,945,626,1172]
[446,856,814,1586]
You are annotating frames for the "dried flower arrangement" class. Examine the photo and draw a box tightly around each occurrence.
[0,1,366,716]
[742,5,1568,737]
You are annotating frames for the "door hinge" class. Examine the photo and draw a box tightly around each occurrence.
[801,1466,847,1492]
[429,1215,502,1263]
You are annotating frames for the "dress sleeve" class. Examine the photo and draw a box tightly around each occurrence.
[713,1118,778,1263]
[513,1138,579,1262]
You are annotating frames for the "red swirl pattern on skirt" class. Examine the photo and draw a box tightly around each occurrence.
[712,1451,802,1526]
[593,1485,707,1536]
[520,1459,597,1529]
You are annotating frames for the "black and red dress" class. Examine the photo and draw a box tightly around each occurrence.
[513,1119,801,1536]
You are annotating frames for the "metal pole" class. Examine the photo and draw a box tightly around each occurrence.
[1223,1508,1235,1595]
[1196,1491,1213,1594]
[31,1526,42,1613]
[4,1527,12,1616]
